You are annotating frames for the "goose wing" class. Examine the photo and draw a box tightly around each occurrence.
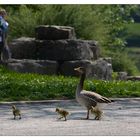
[81,90,111,103]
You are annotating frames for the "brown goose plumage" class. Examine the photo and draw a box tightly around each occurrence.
[74,67,111,119]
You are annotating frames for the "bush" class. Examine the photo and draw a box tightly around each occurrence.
[7,5,40,40]
[3,5,139,75]
[104,50,138,75]
[0,65,140,101]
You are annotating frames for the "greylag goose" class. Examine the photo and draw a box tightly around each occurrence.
[74,67,111,119]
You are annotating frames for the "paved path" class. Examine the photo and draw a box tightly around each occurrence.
[0,98,140,136]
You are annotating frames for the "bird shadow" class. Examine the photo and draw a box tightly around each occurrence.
[55,119,67,122]
[6,117,22,121]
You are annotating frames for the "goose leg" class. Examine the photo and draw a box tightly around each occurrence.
[86,109,89,119]
[80,109,90,120]
[19,114,21,119]
[58,116,63,120]
[64,116,67,121]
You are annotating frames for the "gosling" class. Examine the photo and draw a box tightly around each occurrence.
[12,105,21,120]
[90,106,103,120]
[55,108,69,121]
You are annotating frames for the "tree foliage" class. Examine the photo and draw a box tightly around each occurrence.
[0,4,139,74]
[2,5,137,46]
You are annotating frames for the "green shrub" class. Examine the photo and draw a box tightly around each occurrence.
[104,50,138,75]
[0,65,140,101]
[7,5,40,40]
[3,5,139,75]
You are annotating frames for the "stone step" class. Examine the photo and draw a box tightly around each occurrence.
[6,58,112,80]
[35,25,76,40]
[9,38,100,61]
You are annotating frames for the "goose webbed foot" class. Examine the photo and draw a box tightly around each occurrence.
[94,116,100,120]
[80,117,89,120]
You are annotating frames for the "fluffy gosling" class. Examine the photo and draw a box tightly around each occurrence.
[12,105,21,120]
[90,106,103,120]
[55,108,69,121]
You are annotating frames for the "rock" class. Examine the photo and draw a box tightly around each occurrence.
[102,57,112,64]
[6,58,112,80]
[85,40,100,60]
[90,58,112,80]
[116,72,128,80]
[9,38,100,61]
[60,60,92,76]
[7,59,58,75]
[6,25,112,80]
[36,39,94,61]
[126,76,140,81]
[35,25,76,40]
[60,58,112,80]
[8,37,37,59]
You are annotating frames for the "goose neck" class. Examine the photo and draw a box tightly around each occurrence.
[76,72,86,93]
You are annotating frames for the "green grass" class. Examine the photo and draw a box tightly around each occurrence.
[0,65,140,102]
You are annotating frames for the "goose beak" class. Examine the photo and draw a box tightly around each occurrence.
[74,67,80,72]
[74,67,81,71]
[74,68,78,71]
[75,67,84,74]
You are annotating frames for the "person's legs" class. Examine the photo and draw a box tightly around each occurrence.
[0,42,3,61]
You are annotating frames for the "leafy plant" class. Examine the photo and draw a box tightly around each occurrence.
[0,66,140,102]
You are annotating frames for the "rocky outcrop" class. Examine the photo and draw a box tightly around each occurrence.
[116,72,128,80]
[9,38,99,61]
[6,58,112,80]
[9,37,37,59]
[35,25,76,40]
[7,59,58,75]
[84,40,100,60]
[127,76,140,81]
[36,39,94,61]
[7,25,113,80]
[59,60,91,76]
[90,58,112,80]
[60,58,112,80]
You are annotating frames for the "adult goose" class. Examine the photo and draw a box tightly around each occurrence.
[74,67,112,119]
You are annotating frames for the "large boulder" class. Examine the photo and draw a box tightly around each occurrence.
[59,60,92,76]
[9,38,100,61]
[6,58,112,80]
[36,39,94,61]
[90,58,112,80]
[127,76,140,81]
[6,25,111,80]
[85,40,100,60]
[35,25,76,40]
[116,72,128,80]
[7,59,58,75]
[60,58,112,80]
[8,37,37,59]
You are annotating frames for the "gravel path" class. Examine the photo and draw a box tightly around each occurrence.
[0,98,140,136]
